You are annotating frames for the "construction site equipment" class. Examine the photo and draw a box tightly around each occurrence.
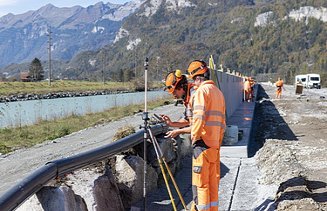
[141,58,187,211]
[147,127,187,210]
[295,83,304,95]
[141,57,149,210]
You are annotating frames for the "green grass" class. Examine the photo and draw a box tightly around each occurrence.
[0,80,163,96]
[0,98,173,154]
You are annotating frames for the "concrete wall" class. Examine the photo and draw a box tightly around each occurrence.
[217,71,244,118]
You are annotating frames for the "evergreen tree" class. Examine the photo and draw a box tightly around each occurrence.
[29,58,44,81]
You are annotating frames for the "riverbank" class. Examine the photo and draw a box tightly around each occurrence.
[0,80,162,102]
[0,104,184,197]
[0,97,171,154]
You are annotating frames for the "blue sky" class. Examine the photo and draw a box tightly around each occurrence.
[0,0,130,17]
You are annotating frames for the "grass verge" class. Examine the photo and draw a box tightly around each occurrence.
[0,98,172,154]
[0,80,162,96]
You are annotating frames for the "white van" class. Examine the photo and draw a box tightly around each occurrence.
[295,75,307,85]
[306,74,321,89]
[295,74,321,89]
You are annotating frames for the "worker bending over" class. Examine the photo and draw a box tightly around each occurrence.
[161,69,195,138]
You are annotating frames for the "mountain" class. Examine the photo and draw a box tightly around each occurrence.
[70,0,325,84]
[0,1,146,69]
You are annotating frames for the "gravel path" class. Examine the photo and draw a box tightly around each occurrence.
[254,83,327,210]
[0,104,185,196]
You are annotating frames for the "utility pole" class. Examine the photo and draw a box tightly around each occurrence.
[102,51,105,85]
[134,49,137,78]
[47,26,52,86]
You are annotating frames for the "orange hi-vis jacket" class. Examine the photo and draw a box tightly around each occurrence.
[184,83,196,120]
[244,80,251,92]
[190,80,226,148]
[276,79,283,88]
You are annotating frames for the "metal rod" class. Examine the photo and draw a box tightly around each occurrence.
[143,57,149,210]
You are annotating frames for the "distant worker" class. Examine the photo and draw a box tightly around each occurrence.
[275,77,284,99]
[161,69,195,138]
[187,60,226,211]
[243,77,251,102]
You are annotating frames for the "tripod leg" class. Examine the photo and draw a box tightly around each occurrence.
[162,158,188,210]
[143,129,148,210]
[147,129,177,211]
[148,129,187,210]
[158,158,177,211]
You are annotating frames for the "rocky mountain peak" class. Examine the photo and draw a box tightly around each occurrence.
[0,1,145,69]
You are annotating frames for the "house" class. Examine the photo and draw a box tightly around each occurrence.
[20,71,31,82]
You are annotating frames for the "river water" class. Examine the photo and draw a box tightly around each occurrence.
[0,91,168,128]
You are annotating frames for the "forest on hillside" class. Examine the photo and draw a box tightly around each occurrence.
[2,0,326,85]
[86,0,326,85]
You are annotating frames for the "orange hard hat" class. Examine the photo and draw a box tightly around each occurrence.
[187,60,208,79]
[164,69,187,94]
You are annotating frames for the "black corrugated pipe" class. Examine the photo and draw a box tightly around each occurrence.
[0,123,167,211]
[0,163,57,211]
[54,123,167,176]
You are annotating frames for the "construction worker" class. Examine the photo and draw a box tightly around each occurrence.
[161,69,195,138]
[187,60,226,211]
[275,77,284,99]
[243,77,251,102]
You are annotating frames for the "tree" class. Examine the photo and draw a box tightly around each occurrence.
[29,58,44,81]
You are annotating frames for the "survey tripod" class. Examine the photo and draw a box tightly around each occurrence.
[141,58,187,211]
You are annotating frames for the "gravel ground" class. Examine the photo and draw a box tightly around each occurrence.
[1,83,326,211]
[0,104,185,196]
[254,83,327,210]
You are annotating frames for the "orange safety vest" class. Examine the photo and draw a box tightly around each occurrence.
[244,80,251,92]
[276,79,283,87]
[190,80,226,148]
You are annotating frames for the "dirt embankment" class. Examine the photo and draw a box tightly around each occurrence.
[254,83,327,210]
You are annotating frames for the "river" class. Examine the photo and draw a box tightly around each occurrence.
[0,91,168,128]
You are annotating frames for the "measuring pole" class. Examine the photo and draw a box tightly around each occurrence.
[142,57,149,210]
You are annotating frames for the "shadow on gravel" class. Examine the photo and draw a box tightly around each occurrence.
[276,176,327,204]
[254,198,275,211]
[248,85,298,157]
[220,162,229,179]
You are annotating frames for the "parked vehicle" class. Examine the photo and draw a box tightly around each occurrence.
[295,75,307,84]
[294,74,321,89]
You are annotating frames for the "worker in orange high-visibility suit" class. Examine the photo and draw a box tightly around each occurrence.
[187,60,226,211]
[275,77,284,99]
[243,77,251,102]
[161,69,195,138]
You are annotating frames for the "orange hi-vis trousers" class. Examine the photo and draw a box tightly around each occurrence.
[192,141,220,211]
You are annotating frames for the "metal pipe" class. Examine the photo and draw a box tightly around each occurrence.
[0,123,167,211]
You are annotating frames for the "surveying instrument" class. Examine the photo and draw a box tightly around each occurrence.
[140,57,187,211]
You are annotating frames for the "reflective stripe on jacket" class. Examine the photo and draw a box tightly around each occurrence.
[184,83,196,120]
[190,80,226,149]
